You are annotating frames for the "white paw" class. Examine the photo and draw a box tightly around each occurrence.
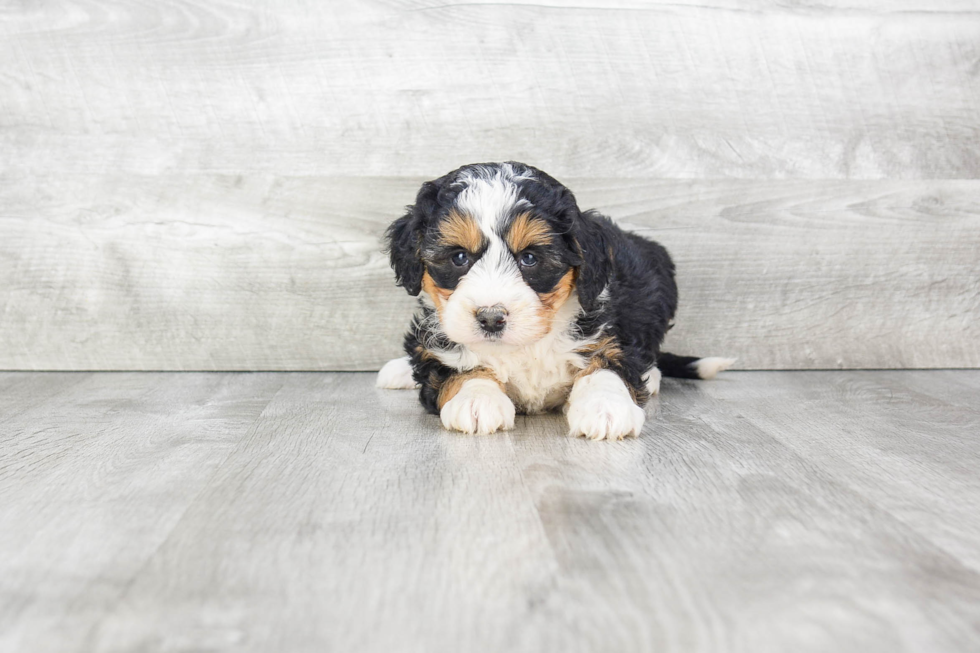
[643,366,662,395]
[440,378,515,435]
[376,356,419,389]
[695,357,737,379]
[566,370,645,440]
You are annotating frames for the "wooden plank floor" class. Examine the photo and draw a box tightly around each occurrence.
[1,371,979,652]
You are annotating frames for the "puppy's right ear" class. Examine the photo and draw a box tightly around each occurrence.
[385,180,441,296]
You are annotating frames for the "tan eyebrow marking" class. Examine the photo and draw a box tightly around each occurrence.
[506,212,553,252]
[438,210,484,252]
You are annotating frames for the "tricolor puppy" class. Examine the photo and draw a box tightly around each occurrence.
[377,162,734,440]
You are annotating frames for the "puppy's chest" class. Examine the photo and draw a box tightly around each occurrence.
[475,339,587,414]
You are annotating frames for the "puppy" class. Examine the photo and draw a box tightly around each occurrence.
[377,162,733,440]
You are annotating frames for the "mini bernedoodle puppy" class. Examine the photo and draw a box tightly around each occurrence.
[377,162,734,440]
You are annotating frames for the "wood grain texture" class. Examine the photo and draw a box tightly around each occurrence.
[2,174,977,370]
[2,0,979,370]
[700,370,980,571]
[1,0,979,179]
[0,372,286,653]
[2,371,980,652]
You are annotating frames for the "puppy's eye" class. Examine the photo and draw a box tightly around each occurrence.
[451,251,469,267]
[519,252,538,267]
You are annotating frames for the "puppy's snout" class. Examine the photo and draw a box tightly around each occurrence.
[475,305,508,334]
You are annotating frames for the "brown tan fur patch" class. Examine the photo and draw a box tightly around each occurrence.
[438,210,483,252]
[575,336,624,379]
[421,271,452,315]
[506,213,553,252]
[535,269,576,333]
[574,336,647,405]
[436,367,502,409]
[412,343,438,363]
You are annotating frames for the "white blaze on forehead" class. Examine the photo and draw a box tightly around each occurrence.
[455,164,531,237]
[459,239,526,307]
[439,164,549,347]
[440,236,543,346]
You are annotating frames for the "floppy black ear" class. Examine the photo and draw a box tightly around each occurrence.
[571,209,613,311]
[528,172,611,312]
[385,180,442,296]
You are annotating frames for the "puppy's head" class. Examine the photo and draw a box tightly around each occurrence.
[386,162,609,347]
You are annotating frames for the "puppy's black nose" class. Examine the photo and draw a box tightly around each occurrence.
[476,305,508,334]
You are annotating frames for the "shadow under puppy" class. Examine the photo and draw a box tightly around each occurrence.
[377,162,733,440]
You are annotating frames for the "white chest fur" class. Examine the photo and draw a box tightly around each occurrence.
[433,299,593,414]
[475,331,587,413]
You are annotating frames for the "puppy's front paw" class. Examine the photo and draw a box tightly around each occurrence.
[566,370,645,440]
[440,379,515,435]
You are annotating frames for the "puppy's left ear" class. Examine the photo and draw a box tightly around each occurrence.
[385,180,442,296]
[527,169,612,311]
[569,210,612,312]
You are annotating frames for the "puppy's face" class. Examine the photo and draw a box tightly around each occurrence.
[423,208,577,347]
[387,163,594,348]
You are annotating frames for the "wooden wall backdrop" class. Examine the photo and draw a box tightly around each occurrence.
[1,0,978,370]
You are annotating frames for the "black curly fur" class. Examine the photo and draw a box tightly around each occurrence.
[386,161,712,414]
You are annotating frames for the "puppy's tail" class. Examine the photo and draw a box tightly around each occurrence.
[657,352,737,380]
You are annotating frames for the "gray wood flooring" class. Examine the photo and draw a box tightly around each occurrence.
[2,371,979,652]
